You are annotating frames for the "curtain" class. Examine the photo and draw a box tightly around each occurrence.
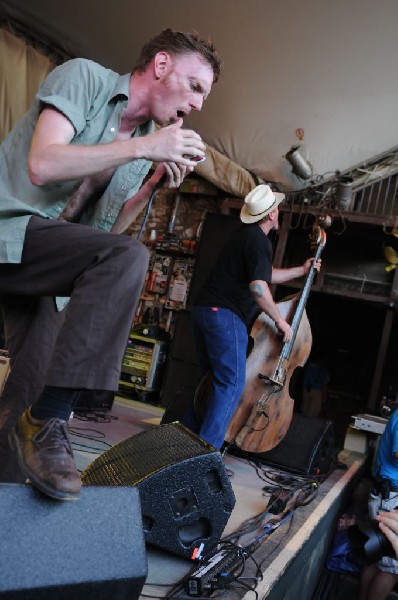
[0,28,55,142]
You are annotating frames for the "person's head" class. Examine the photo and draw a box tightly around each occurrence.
[132,29,222,126]
[240,185,285,231]
[133,29,222,83]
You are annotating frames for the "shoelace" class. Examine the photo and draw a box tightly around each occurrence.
[33,418,72,454]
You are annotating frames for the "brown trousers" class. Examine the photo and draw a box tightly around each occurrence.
[0,216,149,481]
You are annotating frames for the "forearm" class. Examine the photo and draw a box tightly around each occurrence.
[110,180,155,234]
[29,139,147,186]
[250,280,285,325]
[59,168,116,222]
[271,265,305,284]
[111,161,191,233]
[250,280,293,342]
[29,110,203,186]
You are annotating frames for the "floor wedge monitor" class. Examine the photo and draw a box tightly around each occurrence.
[81,422,236,559]
[252,413,336,476]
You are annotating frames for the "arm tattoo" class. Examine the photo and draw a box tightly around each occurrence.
[250,282,264,298]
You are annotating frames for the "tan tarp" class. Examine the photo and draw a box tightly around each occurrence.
[0,28,54,143]
[195,144,259,198]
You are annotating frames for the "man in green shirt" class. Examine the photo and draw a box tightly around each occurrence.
[0,28,222,500]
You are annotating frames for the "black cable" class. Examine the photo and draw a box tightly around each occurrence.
[228,581,259,599]
[221,491,283,545]
[69,425,114,459]
[72,411,118,423]
[167,453,321,598]
[207,542,262,597]
[69,426,113,445]
[255,511,295,571]
[222,461,319,552]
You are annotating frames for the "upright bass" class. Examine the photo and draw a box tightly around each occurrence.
[195,216,329,454]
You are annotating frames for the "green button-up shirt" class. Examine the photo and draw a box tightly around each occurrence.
[0,58,154,264]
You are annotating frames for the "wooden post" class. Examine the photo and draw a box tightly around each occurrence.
[368,308,394,411]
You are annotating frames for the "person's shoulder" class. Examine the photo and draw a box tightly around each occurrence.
[48,58,117,81]
[62,58,117,76]
[227,224,254,248]
[234,223,258,239]
[247,223,272,246]
[384,409,398,434]
[234,225,270,261]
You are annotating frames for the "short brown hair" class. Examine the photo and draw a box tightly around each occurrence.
[133,28,223,82]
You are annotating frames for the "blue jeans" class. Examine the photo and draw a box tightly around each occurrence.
[185,306,248,450]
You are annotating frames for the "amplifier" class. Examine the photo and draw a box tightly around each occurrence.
[73,390,115,414]
[119,330,169,397]
[352,413,387,435]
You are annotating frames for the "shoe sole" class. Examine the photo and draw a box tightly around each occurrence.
[8,427,81,502]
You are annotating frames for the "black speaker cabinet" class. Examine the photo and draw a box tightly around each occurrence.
[73,389,115,413]
[159,310,200,410]
[187,212,242,307]
[253,413,336,476]
[81,423,236,559]
[0,484,147,599]
[161,383,196,424]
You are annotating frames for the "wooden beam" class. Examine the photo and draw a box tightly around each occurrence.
[368,308,394,411]
[280,205,397,227]
[273,211,292,268]
[391,264,398,299]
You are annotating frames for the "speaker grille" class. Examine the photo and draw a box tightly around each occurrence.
[82,423,217,486]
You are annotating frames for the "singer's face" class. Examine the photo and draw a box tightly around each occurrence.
[151,52,214,126]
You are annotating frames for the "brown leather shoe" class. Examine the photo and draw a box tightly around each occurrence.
[8,408,81,501]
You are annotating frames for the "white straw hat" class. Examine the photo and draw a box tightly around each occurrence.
[240,185,285,224]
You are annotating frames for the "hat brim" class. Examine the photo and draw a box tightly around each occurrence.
[240,191,285,224]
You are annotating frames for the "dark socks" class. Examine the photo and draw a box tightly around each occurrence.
[30,386,78,421]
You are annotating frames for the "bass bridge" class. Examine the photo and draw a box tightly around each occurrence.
[257,372,284,386]
[258,356,288,387]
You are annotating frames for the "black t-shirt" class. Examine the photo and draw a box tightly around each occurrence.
[194,224,273,327]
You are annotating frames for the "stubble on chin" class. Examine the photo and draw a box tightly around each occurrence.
[154,115,176,127]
